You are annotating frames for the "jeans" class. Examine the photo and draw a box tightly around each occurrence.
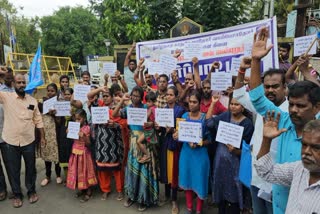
[251,185,273,214]
[3,142,37,199]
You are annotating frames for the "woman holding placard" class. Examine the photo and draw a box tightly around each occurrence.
[173,90,210,214]
[206,96,254,214]
[112,86,159,212]
[87,87,124,201]
[156,86,185,214]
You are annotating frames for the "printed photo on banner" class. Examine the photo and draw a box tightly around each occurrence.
[67,121,80,140]
[43,96,57,114]
[127,107,147,126]
[155,108,174,127]
[216,121,244,148]
[178,121,202,144]
[91,107,110,124]
[136,17,278,83]
[54,101,71,116]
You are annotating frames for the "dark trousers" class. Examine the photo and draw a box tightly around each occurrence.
[45,161,61,178]
[165,184,178,201]
[218,200,240,214]
[3,142,37,199]
[0,153,6,193]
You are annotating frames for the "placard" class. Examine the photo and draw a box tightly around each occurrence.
[216,121,244,148]
[67,122,80,140]
[211,72,232,91]
[74,84,91,102]
[155,108,174,127]
[178,121,202,143]
[184,43,202,59]
[294,34,317,57]
[243,43,253,56]
[230,57,241,76]
[54,101,71,116]
[102,62,117,75]
[159,54,177,75]
[127,107,147,126]
[91,106,110,124]
[147,61,163,75]
[43,96,57,114]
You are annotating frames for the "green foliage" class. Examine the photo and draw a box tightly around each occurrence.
[40,6,106,64]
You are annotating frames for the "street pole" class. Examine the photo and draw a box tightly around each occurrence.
[263,0,270,19]
[295,0,312,38]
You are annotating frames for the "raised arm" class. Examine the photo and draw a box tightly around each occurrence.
[124,42,136,67]
[115,70,129,92]
[204,61,219,82]
[112,94,130,117]
[171,70,183,95]
[87,86,108,100]
[205,95,220,119]
[299,56,320,86]
[192,57,201,89]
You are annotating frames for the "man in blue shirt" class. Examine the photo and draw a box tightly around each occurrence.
[249,27,320,213]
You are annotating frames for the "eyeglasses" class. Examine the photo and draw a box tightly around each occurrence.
[264,84,280,89]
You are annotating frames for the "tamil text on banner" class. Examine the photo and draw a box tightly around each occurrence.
[137,17,278,82]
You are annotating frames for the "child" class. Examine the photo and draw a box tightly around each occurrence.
[66,109,97,202]
[136,91,157,163]
[39,83,62,186]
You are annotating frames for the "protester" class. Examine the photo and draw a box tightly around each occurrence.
[157,86,185,214]
[66,109,97,202]
[278,43,292,73]
[81,71,91,85]
[124,43,137,93]
[173,90,210,214]
[206,95,254,213]
[112,86,159,211]
[39,83,62,187]
[0,71,14,202]
[255,114,320,213]
[0,74,45,208]
[87,86,124,201]
[233,57,288,214]
[249,27,320,213]
[58,75,70,101]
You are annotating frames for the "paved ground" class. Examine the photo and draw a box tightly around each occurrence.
[0,159,218,214]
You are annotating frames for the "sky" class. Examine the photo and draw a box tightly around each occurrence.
[10,0,89,17]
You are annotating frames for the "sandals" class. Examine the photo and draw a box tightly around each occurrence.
[56,177,63,184]
[12,198,23,208]
[117,192,124,201]
[124,198,134,207]
[101,192,110,201]
[40,178,51,187]
[172,202,179,214]
[138,203,147,212]
[0,191,7,201]
[80,193,92,203]
[28,193,39,204]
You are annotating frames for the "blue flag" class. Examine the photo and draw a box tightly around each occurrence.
[25,44,44,94]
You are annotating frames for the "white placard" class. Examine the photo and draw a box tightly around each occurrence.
[244,43,253,56]
[147,61,163,75]
[215,121,244,148]
[159,54,177,75]
[230,57,241,76]
[294,34,317,57]
[184,43,202,59]
[43,96,57,114]
[91,106,110,124]
[178,121,202,143]
[155,108,174,127]
[74,84,91,102]
[102,62,117,75]
[54,101,71,116]
[211,72,232,91]
[127,107,147,126]
[67,122,80,140]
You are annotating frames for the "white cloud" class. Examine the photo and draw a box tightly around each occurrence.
[10,0,89,18]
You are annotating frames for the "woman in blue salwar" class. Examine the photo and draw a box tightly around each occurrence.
[173,90,210,214]
[112,86,159,212]
[206,96,254,214]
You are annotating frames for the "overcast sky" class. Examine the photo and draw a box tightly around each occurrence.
[10,0,89,17]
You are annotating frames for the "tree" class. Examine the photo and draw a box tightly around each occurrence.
[40,6,106,64]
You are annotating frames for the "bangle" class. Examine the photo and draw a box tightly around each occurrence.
[238,69,246,74]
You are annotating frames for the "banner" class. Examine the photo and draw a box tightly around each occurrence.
[137,17,278,82]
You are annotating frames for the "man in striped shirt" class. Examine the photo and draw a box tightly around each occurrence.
[255,116,320,214]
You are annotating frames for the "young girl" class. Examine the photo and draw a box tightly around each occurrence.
[157,86,185,214]
[136,91,157,163]
[57,87,75,182]
[39,83,62,186]
[66,109,97,202]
